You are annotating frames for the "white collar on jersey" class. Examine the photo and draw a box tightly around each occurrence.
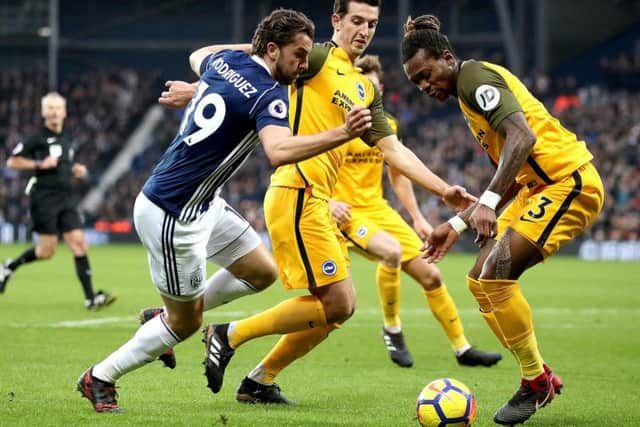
[251,55,273,77]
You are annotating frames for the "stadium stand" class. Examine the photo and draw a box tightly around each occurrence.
[1,7,638,254]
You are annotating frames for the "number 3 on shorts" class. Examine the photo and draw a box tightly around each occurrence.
[526,196,552,219]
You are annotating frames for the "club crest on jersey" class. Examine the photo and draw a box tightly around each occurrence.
[268,99,287,119]
[321,260,337,276]
[475,84,501,111]
[357,226,368,238]
[356,82,366,100]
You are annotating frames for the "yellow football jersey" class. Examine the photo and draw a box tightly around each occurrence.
[269,42,394,200]
[457,60,593,187]
[333,114,400,207]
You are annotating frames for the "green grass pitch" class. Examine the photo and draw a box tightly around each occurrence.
[0,243,638,426]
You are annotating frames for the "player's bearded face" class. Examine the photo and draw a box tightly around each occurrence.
[403,50,455,102]
[273,34,312,85]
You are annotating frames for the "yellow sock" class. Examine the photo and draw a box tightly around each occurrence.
[424,283,469,352]
[510,332,545,379]
[229,295,327,348]
[376,263,401,329]
[466,275,509,348]
[249,323,339,384]
[480,279,544,379]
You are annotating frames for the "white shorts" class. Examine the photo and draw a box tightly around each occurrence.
[133,192,262,301]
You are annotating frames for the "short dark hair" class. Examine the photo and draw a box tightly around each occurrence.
[333,0,381,17]
[355,54,383,80]
[252,9,315,56]
[401,14,455,63]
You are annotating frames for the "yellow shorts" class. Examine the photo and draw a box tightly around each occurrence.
[339,203,423,263]
[497,162,604,258]
[264,186,349,290]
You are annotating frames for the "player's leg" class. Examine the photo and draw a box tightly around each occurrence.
[490,164,604,424]
[140,199,276,369]
[236,278,353,403]
[402,255,502,367]
[203,199,278,310]
[355,228,412,367]
[203,187,353,397]
[78,192,207,412]
[481,228,553,425]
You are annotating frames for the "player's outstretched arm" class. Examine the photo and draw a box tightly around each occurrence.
[377,136,476,212]
[469,111,535,247]
[423,221,461,263]
[388,165,433,239]
[260,105,372,167]
[189,44,252,76]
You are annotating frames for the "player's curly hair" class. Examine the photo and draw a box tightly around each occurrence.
[401,14,455,63]
[333,0,381,17]
[252,9,315,56]
[355,54,383,80]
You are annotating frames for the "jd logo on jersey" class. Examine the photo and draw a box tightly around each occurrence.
[321,260,337,276]
[475,84,501,111]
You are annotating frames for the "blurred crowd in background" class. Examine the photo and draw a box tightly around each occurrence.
[1,41,639,244]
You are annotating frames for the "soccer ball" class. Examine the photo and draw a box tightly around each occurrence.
[416,378,477,427]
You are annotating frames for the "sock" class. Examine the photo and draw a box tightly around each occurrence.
[8,247,37,271]
[480,278,544,379]
[203,268,259,311]
[511,332,546,380]
[92,315,181,383]
[74,256,95,301]
[228,295,327,349]
[247,323,339,385]
[466,275,509,348]
[424,283,469,352]
[376,263,401,330]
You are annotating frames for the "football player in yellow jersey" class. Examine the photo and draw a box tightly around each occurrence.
[331,54,501,369]
[196,1,477,404]
[402,15,604,425]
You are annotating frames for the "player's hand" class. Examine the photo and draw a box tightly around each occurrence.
[413,216,434,240]
[442,185,477,212]
[329,199,352,225]
[468,204,498,248]
[343,106,372,139]
[423,222,460,263]
[158,80,198,108]
[39,155,58,169]
[72,163,88,178]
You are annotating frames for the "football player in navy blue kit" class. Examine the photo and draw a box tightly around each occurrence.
[77,9,372,413]
[2,92,115,310]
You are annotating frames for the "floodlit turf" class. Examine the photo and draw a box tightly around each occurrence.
[0,243,638,426]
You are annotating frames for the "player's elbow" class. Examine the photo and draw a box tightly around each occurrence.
[512,128,536,152]
[188,51,202,76]
[264,150,287,168]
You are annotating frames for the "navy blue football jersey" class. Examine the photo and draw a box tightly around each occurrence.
[143,50,289,221]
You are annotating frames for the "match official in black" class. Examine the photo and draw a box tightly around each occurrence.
[1,92,116,310]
